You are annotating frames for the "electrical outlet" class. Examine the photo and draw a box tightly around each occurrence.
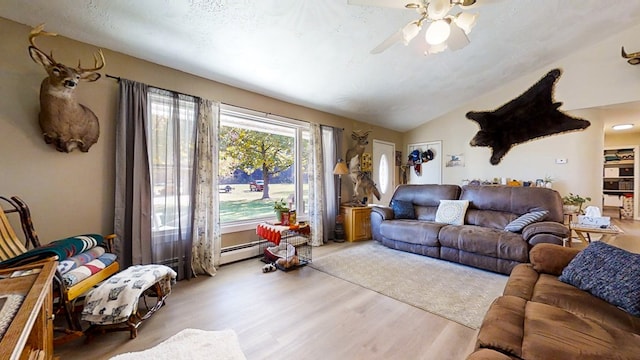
[556,158,567,164]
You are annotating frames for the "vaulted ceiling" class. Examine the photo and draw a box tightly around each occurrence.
[1,0,640,132]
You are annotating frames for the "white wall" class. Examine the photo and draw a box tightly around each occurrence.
[404,22,640,207]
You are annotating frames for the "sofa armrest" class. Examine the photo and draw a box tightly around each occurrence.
[521,221,569,241]
[529,243,580,276]
[370,206,394,221]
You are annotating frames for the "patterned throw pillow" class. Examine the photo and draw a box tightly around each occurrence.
[504,210,549,232]
[391,199,415,219]
[559,241,640,316]
[435,200,469,225]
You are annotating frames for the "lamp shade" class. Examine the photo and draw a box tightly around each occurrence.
[425,19,451,45]
[333,160,349,175]
[427,0,451,20]
[454,12,477,34]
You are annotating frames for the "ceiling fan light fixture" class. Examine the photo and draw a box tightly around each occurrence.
[425,19,451,45]
[427,0,452,20]
[454,12,477,34]
[402,21,422,45]
[425,41,448,55]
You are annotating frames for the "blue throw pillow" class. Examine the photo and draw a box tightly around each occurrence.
[559,241,640,316]
[504,210,548,232]
[391,200,415,219]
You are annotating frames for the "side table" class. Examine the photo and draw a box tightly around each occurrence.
[569,223,623,247]
[341,206,372,242]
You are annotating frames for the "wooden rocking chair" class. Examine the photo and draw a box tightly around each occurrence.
[0,196,120,345]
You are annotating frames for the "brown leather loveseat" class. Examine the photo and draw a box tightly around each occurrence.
[370,184,569,274]
[469,243,640,359]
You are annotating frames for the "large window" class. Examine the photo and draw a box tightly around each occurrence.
[218,107,310,225]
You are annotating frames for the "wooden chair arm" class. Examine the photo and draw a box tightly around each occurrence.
[104,234,117,253]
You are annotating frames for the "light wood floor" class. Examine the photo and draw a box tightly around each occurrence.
[54,216,640,360]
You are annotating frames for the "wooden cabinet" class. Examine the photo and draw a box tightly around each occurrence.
[0,261,56,360]
[341,206,372,242]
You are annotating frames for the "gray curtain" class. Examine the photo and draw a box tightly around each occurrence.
[115,81,197,280]
[114,79,152,268]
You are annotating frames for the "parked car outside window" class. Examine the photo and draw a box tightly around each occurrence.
[249,180,264,192]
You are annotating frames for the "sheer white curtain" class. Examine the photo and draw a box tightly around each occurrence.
[322,126,338,242]
[146,88,197,280]
[308,123,325,246]
[191,99,221,276]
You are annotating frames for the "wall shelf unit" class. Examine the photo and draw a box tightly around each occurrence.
[603,146,639,220]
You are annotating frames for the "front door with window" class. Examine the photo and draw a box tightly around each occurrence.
[372,139,395,206]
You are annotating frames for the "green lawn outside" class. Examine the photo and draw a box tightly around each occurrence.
[219,183,301,223]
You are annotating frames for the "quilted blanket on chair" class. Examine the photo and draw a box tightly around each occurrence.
[61,253,117,287]
[0,234,104,268]
[81,264,177,325]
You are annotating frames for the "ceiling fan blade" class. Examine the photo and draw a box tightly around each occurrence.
[447,22,470,51]
[347,0,410,10]
[370,29,404,54]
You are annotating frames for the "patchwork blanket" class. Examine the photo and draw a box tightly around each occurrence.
[57,246,105,275]
[62,253,117,287]
[0,234,104,268]
[81,264,177,325]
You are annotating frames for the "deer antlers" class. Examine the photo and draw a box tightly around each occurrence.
[29,23,105,72]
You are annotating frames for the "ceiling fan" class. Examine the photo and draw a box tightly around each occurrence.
[349,0,479,55]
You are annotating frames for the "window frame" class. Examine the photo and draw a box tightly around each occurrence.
[219,105,310,233]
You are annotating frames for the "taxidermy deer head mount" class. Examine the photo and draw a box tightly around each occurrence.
[28,24,105,152]
[622,46,640,65]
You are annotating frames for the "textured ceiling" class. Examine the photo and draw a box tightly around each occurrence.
[1,0,640,132]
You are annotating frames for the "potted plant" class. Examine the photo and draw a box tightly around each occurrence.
[273,198,289,222]
[562,193,592,214]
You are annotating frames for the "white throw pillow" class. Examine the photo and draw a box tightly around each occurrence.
[435,200,469,225]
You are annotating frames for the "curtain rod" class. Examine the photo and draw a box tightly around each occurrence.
[106,74,197,99]
[105,73,343,130]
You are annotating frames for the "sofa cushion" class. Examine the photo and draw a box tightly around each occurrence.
[506,263,640,335]
[460,185,565,224]
[439,225,529,262]
[476,295,640,359]
[435,200,469,225]
[529,243,580,276]
[559,241,640,317]
[391,199,415,219]
[379,220,445,247]
[504,210,548,232]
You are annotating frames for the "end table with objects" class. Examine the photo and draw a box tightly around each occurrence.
[568,222,623,247]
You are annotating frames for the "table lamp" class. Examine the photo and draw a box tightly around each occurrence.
[333,159,350,242]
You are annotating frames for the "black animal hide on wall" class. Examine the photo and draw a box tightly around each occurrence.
[466,69,591,165]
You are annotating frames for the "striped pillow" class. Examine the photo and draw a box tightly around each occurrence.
[504,210,548,232]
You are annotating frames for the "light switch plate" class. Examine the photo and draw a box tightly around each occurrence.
[556,158,567,164]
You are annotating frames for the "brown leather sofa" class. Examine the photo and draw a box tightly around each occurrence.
[370,184,569,274]
[469,244,640,359]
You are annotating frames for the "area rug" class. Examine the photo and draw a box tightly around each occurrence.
[109,328,246,360]
[311,242,508,329]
